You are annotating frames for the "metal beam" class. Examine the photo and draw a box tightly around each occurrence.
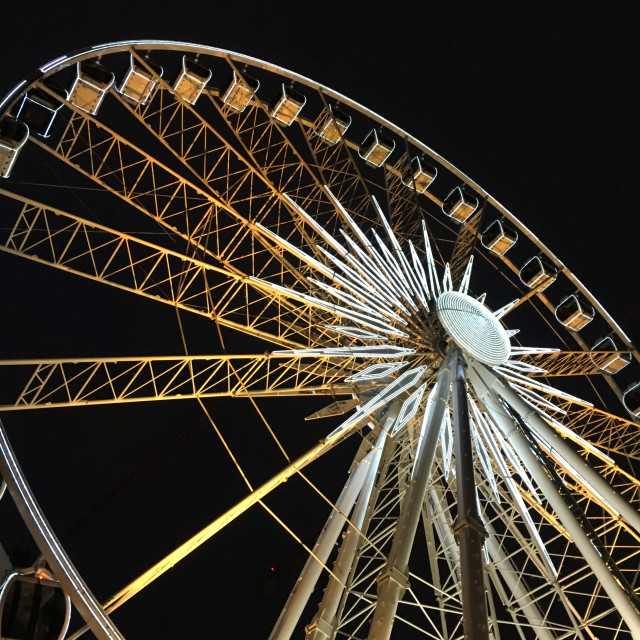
[367,351,454,640]
[451,351,489,640]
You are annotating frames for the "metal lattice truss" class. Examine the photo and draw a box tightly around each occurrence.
[1,42,640,640]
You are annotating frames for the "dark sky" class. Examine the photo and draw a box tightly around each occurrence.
[0,2,638,639]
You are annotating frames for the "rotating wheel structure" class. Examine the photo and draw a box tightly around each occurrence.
[0,41,639,640]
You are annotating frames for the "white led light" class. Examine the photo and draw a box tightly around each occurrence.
[436,291,511,366]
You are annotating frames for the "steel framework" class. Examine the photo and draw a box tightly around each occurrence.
[0,41,639,640]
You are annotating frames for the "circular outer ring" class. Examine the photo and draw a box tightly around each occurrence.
[436,291,511,366]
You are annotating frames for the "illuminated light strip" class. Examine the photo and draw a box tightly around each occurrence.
[510,347,559,355]
[360,233,410,303]
[469,413,500,502]
[531,433,620,516]
[442,264,453,292]
[309,277,383,316]
[315,245,406,319]
[40,55,68,73]
[255,222,334,278]
[324,325,386,341]
[371,230,417,306]
[368,229,410,291]
[507,383,568,415]
[338,231,411,315]
[478,407,558,578]
[0,80,26,112]
[490,407,544,506]
[440,406,453,480]
[373,198,425,302]
[337,245,411,319]
[391,383,427,436]
[324,186,370,249]
[327,366,427,439]
[273,346,416,359]
[371,218,415,296]
[527,407,614,465]
[422,220,441,298]
[459,255,474,295]
[333,236,409,317]
[249,277,409,338]
[469,399,509,481]
[407,241,431,309]
[500,360,548,375]
[498,369,593,407]
[283,193,349,257]
[344,361,408,382]
[494,299,520,320]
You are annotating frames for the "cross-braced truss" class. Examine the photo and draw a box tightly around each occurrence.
[0,41,639,640]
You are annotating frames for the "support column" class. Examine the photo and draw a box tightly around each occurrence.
[482,364,640,536]
[367,351,455,640]
[306,423,392,640]
[468,364,640,640]
[451,350,489,640]
[269,446,371,640]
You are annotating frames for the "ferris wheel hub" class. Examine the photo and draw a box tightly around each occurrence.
[436,291,510,366]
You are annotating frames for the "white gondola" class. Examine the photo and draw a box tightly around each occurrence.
[590,335,632,374]
[401,156,436,193]
[481,219,518,255]
[14,81,66,138]
[441,186,478,223]
[519,254,557,290]
[221,70,259,112]
[359,130,395,167]
[0,570,70,640]
[68,61,115,115]
[555,293,595,331]
[623,381,640,419]
[173,56,211,105]
[313,104,351,144]
[0,117,28,179]
[118,54,163,105]
[270,84,306,126]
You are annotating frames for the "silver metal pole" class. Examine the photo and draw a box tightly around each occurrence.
[367,351,455,640]
[484,520,556,640]
[269,447,371,640]
[451,350,489,640]
[482,364,640,536]
[305,425,390,640]
[468,364,640,640]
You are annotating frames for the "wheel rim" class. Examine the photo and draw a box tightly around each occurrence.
[0,41,639,639]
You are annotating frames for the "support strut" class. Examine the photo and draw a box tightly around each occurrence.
[451,350,489,640]
[367,350,455,640]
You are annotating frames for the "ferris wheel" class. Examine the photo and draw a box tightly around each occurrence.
[0,40,640,640]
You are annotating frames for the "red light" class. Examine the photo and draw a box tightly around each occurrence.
[270,567,275,572]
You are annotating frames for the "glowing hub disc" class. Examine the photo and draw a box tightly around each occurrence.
[436,291,510,366]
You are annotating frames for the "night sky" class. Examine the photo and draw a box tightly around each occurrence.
[0,2,638,638]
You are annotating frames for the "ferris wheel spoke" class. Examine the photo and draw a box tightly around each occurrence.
[31,83,316,297]
[0,189,343,348]
[470,365,640,637]
[97,400,390,618]
[516,349,634,377]
[111,50,340,274]
[448,206,485,288]
[0,354,360,410]
[549,401,640,461]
